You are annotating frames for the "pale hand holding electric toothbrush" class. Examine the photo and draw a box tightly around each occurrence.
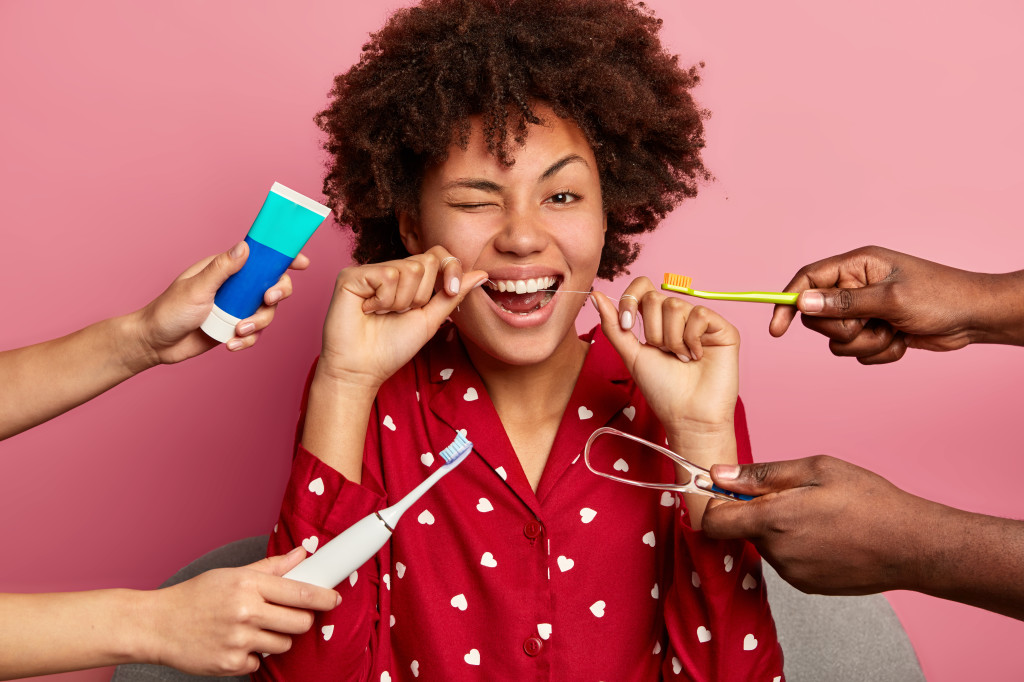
[591,275,741,528]
[302,245,487,481]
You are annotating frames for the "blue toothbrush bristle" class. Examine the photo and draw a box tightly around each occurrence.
[439,433,473,463]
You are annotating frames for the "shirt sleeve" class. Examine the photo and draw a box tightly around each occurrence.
[660,396,785,681]
[254,366,393,682]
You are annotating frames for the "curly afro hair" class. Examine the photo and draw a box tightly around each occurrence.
[316,0,710,280]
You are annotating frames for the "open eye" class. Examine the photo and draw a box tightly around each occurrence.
[546,191,580,205]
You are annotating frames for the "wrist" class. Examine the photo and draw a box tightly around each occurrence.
[115,310,162,374]
[666,420,736,470]
[970,271,1024,346]
[105,588,157,665]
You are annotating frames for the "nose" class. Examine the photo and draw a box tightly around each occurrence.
[493,206,549,257]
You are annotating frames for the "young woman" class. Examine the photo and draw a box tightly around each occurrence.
[260,1,784,679]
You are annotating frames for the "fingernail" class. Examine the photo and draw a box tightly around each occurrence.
[715,464,740,481]
[335,593,343,607]
[675,352,690,363]
[266,289,283,304]
[227,339,244,351]
[238,322,256,336]
[802,291,824,313]
[230,241,246,259]
[473,277,486,289]
[286,545,304,557]
[450,277,460,295]
[620,310,632,330]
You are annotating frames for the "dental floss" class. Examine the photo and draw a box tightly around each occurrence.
[201,182,331,342]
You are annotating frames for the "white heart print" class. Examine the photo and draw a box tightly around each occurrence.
[742,573,757,590]
[651,583,659,599]
[578,405,594,420]
[321,624,334,641]
[691,571,701,588]
[480,552,497,568]
[697,626,712,643]
[495,466,507,480]
[590,600,606,617]
[613,458,629,472]
[301,536,319,554]
[440,367,453,380]
[622,405,636,421]
[537,623,552,640]
[396,562,406,579]
[743,634,758,651]
[411,661,420,677]
[381,673,391,682]
[463,387,478,401]
[557,555,574,572]
[464,649,480,666]
[308,477,325,495]
[476,498,493,512]
[653,641,662,655]
[390,614,396,627]
[672,657,682,674]
[660,491,674,507]
[451,593,468,611]
[420,452,434,467]
[642,531,656,547]
[724,554,734,572]
[383,574,390,590]
[383,415,396,431]
[418,510,435,525]
[580,508,597,523]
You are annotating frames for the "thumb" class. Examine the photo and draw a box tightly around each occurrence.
[421,270,488,327]
[590,290,641,363]
[189,241,249,296]
[798,283,889,319]
[710,459,815,497]
[248,545,307,576]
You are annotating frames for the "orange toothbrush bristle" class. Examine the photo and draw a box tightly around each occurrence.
[663,273,692,289]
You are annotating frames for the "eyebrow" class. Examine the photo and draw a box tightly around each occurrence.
[440,154,589,194]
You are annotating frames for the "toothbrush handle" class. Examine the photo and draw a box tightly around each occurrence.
[283,513,392,589]
[693,290,799,305]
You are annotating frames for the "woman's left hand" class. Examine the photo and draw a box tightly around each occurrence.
[591,277,740,442]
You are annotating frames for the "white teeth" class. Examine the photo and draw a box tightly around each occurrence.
[487,276,557,293]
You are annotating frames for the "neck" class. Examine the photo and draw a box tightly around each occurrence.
[462,327,589,425]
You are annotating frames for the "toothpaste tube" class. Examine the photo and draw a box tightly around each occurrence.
[201,182,331,342]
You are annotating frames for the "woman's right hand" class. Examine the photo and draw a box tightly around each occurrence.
[317,246,487,392]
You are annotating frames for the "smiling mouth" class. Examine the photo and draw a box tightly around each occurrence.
[483,276,561,315]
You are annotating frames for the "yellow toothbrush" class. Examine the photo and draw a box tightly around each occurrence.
[661,273,798,305]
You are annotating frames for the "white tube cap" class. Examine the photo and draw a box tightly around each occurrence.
[200,305,242,343]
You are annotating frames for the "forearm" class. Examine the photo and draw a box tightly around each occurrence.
[971,270,1024,347]
[668,422,736,530]
[0,589,150,679]
[300,366,379,483]
[907,502,1024,620]
[0,312,156,440]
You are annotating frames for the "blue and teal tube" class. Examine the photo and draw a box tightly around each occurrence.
[201,182,331,342]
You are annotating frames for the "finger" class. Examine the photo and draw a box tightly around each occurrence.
[258,571,341,612]
[226,329,260,351]
[252,546,307,576]
[798,283,893,320]
[251,602,317,636]
[856,332,909,365]
[768,267,819,337]
[288,252,311,271]
[682,305,723,361]
[422,270,489,327]
[638,290,666,348]
[263,272,294,306]
[661,296,691,360]
[709,459,820,497]
[359,265,402,313]
[590,290,642,365]
[699,498,767,540]
[436,252,465,296]
[189,242,250,295]
[800,313,868,344]
[250,631,294,657]
[826,319,897,358]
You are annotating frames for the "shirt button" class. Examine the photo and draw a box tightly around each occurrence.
[523,636,543,656]
[524,520,543,539]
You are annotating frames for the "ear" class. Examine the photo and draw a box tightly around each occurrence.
[398,211,424,255]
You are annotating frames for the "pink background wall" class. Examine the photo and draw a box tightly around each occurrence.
[3,1,1022,680]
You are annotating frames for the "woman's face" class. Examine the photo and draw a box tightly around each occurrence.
[400,103,606,368]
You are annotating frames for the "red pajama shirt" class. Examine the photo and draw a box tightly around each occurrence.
[257,324,784,682]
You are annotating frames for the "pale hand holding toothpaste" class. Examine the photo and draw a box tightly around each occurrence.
[201,182,331,342]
